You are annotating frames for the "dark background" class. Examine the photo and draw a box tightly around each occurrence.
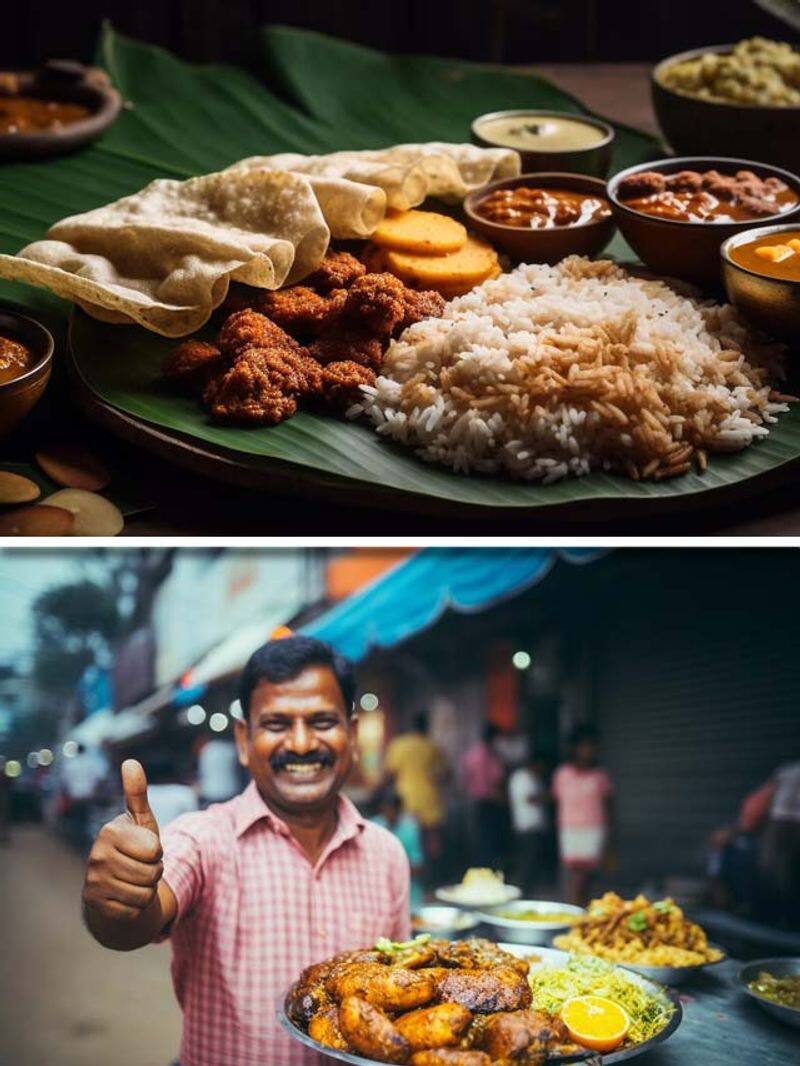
[5,0,800,69]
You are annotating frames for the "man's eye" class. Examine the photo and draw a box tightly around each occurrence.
[262,720,287,732]
[313,717,339,730]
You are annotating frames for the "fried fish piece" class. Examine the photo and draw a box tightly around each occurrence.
[305,250,367,293]
[308,1005,350,1050]
[328,961,437,1011]
[410,1052,491,1066]
[257,285,348,335]
[338,996,411,1063]
[217,308,300,357]
[308,325,384,371]
[343,273,407,336]
[320,360,377,411]
[162,340,226,393]
[394,1002,473,1051]
[474,1010,568,1060]
[435,967,532,1013]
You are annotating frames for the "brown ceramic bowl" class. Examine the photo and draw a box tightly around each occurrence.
[471,110,615,178]
[607,156,800,288]
[652,44,800,173]
[464,172,616,264]
[0,307,54,436]
[721,223,800,343]
[0,60,122,160]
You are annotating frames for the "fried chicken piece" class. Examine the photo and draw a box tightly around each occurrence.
[320,360,377,412]
[338,996,411,1063]
[305,250,367,293]
[162,340,225,393]
[475,1010,569,1060]
[410,1052,491,1066]
[203,352,298,426]
[397,288,446,334]
[435,967,532,1013]
[395,1003,473,1052]
[235,346,321,398]
[217,308,301,358]
[257,285,347,335]
[286,958,337,1026]
[343,272,407,336]
[308,325,384,371]
[617,171,666,198]
[431,940,530,976]
[328,961,437,1011]
[308,1005,350,1050]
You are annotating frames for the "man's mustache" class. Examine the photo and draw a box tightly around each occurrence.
[269,749,335,771]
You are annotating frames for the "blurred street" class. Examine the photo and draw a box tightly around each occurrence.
[0,826,180,1066]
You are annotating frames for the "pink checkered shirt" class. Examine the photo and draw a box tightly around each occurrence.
[160,780,411,1066]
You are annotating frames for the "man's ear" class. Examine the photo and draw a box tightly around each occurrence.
[349,712,360,762]
[234,717,250,769]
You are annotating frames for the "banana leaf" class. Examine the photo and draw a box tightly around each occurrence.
[3,25,800,512]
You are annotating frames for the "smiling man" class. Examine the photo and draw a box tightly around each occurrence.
[82,636,411,1065]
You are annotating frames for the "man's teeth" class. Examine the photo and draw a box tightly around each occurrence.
[283,761,324,775]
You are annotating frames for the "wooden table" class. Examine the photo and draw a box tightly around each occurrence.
[16,63,800,536]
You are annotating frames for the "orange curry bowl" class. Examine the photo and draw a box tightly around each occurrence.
[0,307,54,437]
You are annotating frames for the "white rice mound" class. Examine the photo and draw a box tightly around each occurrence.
[352,256,792,483]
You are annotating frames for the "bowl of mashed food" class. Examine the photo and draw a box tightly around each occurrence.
[652,38,800,172]
[607,155,800,286]
[472,109,614,177]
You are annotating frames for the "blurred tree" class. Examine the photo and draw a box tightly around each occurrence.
[32,581,120,696]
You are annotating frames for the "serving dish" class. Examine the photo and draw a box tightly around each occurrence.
[0,306,54,436]
[435,882,522,910]
[278,943,683,1064]
[721,222,800,342]
[607,156,800,287]
[0,60,121,159]
[411,904,479,938]
[464,173,615,263]
[476,900,586,946]
[738,957,800,1029]
[472,109,614,177]
[651,43,800,172]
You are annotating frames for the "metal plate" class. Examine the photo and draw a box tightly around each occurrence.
[738,957,800,1029]
[278,943,683,1064]
[551,937,727,987]
[435,883,522,910]
[476,899,586,946]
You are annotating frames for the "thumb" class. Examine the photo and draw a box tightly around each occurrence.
[121,759,160,837]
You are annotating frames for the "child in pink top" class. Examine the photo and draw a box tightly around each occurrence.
[552,724,614,906]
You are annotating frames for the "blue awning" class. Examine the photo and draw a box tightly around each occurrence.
[303,548,604,662]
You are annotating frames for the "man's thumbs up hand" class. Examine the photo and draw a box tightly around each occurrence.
[82,759,164,924]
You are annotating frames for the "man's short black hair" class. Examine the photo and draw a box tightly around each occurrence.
[238,635,356,719]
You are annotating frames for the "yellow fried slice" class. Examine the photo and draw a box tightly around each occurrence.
[372,209,467,254]
[385,236,498,289]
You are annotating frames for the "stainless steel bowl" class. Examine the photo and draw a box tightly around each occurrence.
[411,904,479,939]
[477,899,586,946]
[721,222,800,342]
[739,957,800,1029]
[610,944,727,987]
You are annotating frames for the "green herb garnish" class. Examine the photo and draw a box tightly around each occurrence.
[653,900,675,914]
[627,911,649,933]
[375,934,431,955]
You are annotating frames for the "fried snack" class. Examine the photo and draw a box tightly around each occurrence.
[343,273,408,336]
[308,1006,350,1050]
[320,360,377,411]
[308,325,384,371]
[257,285,348,335]
[338,996,411,1064]
[328,961,437,1011]
[305,250,367,292]
[553,892,724,967]
[203,352,299,426]
[372,209,467,255]
[435,967,532,1013]
[384,236,499,292]
[430,939,530,976]
[286,964,332,1027]
[410,1052,491,1066]
[217,308,301,357]
[399,288,446,332]
[162,339,226,393]
[394,1003,472,1051]
[475,1009,570,1060]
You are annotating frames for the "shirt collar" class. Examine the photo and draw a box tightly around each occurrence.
[234,779,365,848]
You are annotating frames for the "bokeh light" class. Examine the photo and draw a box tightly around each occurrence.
[62,740,78,758]
[38,748,53,766]
[512,650,531,670]
[186,704,206,726]
[5,759,21,778]
[359,692,379,711]
[209,712,228,733]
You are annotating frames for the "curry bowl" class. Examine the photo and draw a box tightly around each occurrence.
[476,899,586,946]
[652,44,800,173]
[0,60,122,159]
[472,109,615,177]
[738,957,800,1029]
[607,156,800,288]
[722,222,800,342]
[464,172,616,264]
[0,307,54,436]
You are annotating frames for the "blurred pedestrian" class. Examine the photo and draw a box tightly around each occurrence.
[383,711,449,875]
[461,722,509,871]
[61,742,109,852]
[508,750,549,895]
[758,760,800,928]
[0,757,10,845]
[81,635,410,1066]
[145,763,199,828]
[371,787,425,910]
[552,724,615,907]
[196,734,241,806]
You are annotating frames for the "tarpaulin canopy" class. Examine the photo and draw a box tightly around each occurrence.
[303,548,603,662]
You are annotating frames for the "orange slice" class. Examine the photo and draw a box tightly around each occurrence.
[372,209,467,254]
[561,995,630,1053]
